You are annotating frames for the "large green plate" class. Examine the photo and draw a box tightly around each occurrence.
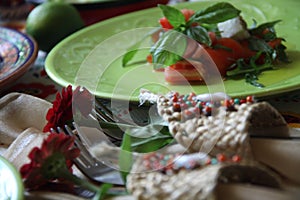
[45,0,300,102]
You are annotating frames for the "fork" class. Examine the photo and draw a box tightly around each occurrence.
[55,126,124,186]
[88,98,151,142]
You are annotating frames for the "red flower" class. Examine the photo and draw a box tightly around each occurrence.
[43,85,93,133]
[20,133,80,190]
[43,86,73,132]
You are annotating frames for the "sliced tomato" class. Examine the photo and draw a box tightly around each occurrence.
[200,38,247,75]
[159,17,173,29]
[268,38,282,48]
[164,60,203,84]
[239,40,256,59]
[204,48,231,76]
[181,9,195,21]
[215,38,244,60]
[146,54,152,63]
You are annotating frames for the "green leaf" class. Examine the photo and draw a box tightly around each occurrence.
[186,25,211,46]
[92,183,113,200]
[150,30,187,69]
[249,20,281,36]
[248,37,273,54]
[245,73,265,88]
[122,28,161,67]
[158,4,186,28]
[189,2,241,24]
[119,132,133,183]
[127,116,174,153]
[276,44,290,63]
[130,126,174,153]
[122,49,139,67]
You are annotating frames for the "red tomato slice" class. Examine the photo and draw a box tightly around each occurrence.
[181,9,195,21]
[268,38,282,48]
[215,38,244,60]
[204,48,231,76]
[202,38,245,75]
[159,17,173,29]
[239,40,256,59]
[164,60,203,84]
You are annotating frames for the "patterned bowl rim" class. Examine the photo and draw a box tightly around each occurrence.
[0,27,38,88]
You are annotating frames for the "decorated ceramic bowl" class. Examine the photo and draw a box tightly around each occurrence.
[0,27,38,89]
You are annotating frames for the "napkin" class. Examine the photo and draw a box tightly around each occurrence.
[0,92,51,149]
[0,93,86,199]
[0,92,135,200]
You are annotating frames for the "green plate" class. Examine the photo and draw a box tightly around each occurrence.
[0,156,24,200]
[45,0,300,102]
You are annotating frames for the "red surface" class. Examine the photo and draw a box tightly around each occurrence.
[78,0,169,26]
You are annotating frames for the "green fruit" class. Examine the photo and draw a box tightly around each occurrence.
[26,1,84,52]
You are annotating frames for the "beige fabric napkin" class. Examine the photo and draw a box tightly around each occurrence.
[0,93,86,199]
[0,92,51,150]
[0,92,134,200]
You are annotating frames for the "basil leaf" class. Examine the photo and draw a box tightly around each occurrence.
[189,2,241,24]
[93,183,113,200]
[249,20,281,36]
[245,73,265,88]
[151,30,187,69]
[276,44,290,63]
[122,49,139,67]
[128,122,173,153]
[119,132,133,183]
[130,130,174,153]
[186,25,211,46]
[248,37,273,54]
[158,4,186,28]
[122,28,161,67]
[262,30,277,41]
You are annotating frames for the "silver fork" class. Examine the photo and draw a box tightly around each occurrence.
[56,126,124,186]
[88,98,150,142]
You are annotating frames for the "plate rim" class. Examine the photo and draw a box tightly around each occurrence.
[0,156,24,200]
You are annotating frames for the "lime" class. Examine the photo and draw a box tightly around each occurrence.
[26,1,84,52]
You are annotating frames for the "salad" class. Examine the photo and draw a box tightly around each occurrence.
[123,2,289,87]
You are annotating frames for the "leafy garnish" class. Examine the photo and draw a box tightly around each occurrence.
[119,131,133,183]
[123,2,241,69]
[122,28,161,67]
[188,2,241,24]
[129,126,174,153]
[158,4,186,28]
[150,30,187,70]
[122,2,289,88]
[93,183,113,200]
[249,20,281,40]
[245,73,265,88]
[248,37,274,55]
[122,49,139,67]
[276,43,290,63]
[227,52,271,76]
[186,25,211,46]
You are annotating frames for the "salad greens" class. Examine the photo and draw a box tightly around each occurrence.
[123,2,241,67]
[122,2,290,88]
